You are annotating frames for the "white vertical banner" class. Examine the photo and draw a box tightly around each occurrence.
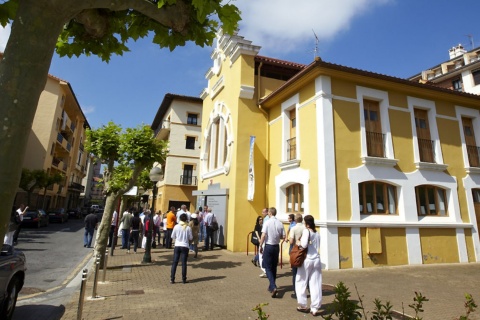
[247,136,255,201]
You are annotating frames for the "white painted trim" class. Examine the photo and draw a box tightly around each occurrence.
[389,105,410,113]
[320,226,339,270]
[456,228,469,262]
[356,86,394,159]
[406,228,423,265]
[278,159,301,170]
[239,85,255,99]
[455,105,480,169]
[332,95,358,104]
[281,94,299,163]
[210,75,224,99]
[274,167,310,221]
[462,174,480,261]
[351,227,363,268]
[436,114,457,121]
[407,96,444,164]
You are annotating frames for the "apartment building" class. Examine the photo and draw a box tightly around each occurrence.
[151,93,203,213]
[193,32,480,269]
[409,44,480,95]
[17,73,90,210]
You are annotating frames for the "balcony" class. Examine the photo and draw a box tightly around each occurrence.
[56,133,71,155]
[366,131,385,158]
[69,182,85,192]
[467,145,480,168]
[79,143,84,151]
[180,175,197,186]
[287,137,296,161]
[155,119,171,141]
[418,138,435,163]
[51,157,66,173]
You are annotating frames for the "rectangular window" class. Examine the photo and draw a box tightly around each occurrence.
[473,70,480,86]
[286,184,304,213]
[364,100,384,157]
[185,136,196,150]
[181,165,193,185]
[415,185,448,216]
[187,113,198,125]
[452,79,463,91]
[359,181,397,214]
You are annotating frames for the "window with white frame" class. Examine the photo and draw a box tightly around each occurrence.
[415,185,447,216]
[286,183,304,213]
[358,181,397,214]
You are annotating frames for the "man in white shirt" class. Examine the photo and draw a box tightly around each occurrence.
[176,204,191,223]
[13,204,28,244]
[108,210,118,247]
[259,207,285,298]
[288,213,305,298]
[203,208,215,251]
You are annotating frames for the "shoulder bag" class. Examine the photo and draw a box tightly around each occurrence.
[289,231,310,268]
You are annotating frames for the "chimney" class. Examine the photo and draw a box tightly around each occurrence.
[449,44,466,59]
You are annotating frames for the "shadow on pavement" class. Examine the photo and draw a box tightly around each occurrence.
[13,304,65,320]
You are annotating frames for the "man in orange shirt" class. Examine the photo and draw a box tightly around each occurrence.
[166,206,177,249]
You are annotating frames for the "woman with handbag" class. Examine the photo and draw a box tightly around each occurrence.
[251,216,263,266]
[295,214,322,316]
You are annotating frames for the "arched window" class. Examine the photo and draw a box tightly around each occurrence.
[286,183,304,213]
[415,185,447,216]
[358,181,397,214]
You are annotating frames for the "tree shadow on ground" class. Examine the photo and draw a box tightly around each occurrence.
[13,304,65,320]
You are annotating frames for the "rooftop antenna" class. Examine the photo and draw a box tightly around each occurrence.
[312,29,319,60]
[466,34,475,50]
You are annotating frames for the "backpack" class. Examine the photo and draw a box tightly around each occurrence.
[210,215,219,231]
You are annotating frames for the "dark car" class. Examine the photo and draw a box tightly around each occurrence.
[67,208,82,219]
[0,244,26,320]
[21,209,49,228]
[47,208,68,223]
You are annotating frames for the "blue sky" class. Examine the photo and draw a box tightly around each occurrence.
[1,0,480,129]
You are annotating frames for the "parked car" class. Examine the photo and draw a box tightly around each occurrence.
[0,244,26,320]
[47,208,68,223]
[67,208,82,219]
[21,209,49,228]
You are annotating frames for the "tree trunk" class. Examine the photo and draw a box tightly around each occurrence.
[94,193,118,267]
[0,1,72,243]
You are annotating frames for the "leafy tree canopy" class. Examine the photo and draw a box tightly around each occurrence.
[0,0,241,61]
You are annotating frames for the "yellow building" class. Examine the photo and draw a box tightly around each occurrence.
[17,74,90,210]
[151,94,203,213]
[194,32,480,269]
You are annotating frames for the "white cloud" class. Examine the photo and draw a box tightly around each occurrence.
[236,0,391,55]
[0,24,11,52]
[82,105,95,114]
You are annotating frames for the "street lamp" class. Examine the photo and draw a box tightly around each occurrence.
[142,166,162,263]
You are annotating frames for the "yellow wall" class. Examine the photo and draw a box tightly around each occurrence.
[333,100,361,220]
[338,227,353,269]
[157,184,197,213]
[464,228,476,262]
[419,228,459,264]
[388,109,415,172]
[361,228,408,267]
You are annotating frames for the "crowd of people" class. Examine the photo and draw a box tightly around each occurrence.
[252,207,323,316]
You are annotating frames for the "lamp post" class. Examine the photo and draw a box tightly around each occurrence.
[142,166,162,263]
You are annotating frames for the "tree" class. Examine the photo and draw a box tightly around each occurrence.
[17,169,64,208]
[0,0,240,243]
[86,122,167,265]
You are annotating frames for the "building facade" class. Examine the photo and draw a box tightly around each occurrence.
[409,44,480,95]
[18,74,90,210]
[151,94,203,213]
[194,32,480,269]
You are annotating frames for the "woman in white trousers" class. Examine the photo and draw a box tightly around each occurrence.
[295,214,322,316]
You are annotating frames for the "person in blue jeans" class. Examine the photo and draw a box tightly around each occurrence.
[84,212,98,248]
[130,211,142,253]
[170,213,193,284]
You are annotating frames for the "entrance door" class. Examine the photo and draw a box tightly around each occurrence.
[414,109,434,162]
[463,117,479,167]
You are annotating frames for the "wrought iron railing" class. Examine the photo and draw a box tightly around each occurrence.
[418,138,435,163]
[366,131,385,157]
[180,175,197,186]
[287,137,296,161]
[466,145,480,167]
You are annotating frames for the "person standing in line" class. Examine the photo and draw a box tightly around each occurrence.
[295,214,322,316]
[13,204,28,244]
[261,208,269,223]
[251,216,263,267]
[203,208,215,251]
[170,213,193,284]
[84,211,98,248]
[154,210,162,245]
[197,206,205,242]
[120,208,133,249]
[189,212,200,258]
[162,212,167,247]
[289,214,305,299]
[165,206,176,249]
[108,210,118,247]
[176,204,191,223]
[258,208,269,278]
[129,211,142,254]
[259,207,285,298]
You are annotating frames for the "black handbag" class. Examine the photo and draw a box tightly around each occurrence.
[251,231,259,246]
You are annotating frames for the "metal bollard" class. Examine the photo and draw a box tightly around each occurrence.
[91,254,100,298]
[102,249,109,283]
[77,268,88,320]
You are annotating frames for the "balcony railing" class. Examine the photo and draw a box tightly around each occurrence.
[287,137,296,161]
[69,182,85,192]
[180,175,197,186]
[466,145,480,167]
[52,157,61,167]
[79,143,84,151]
[366,131,385,158]
[57,132,63,143]
[418,138,435,163]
